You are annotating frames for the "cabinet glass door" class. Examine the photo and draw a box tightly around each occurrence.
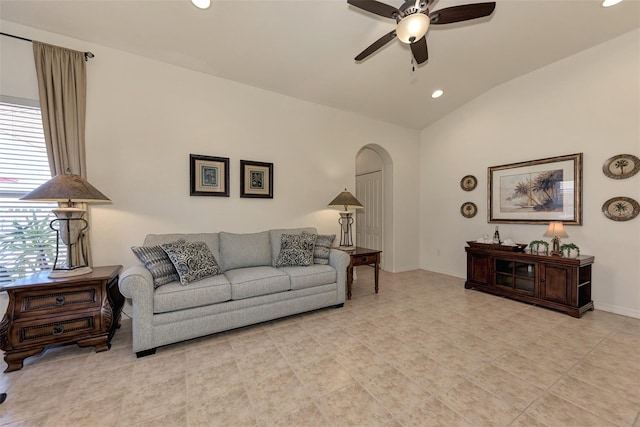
[514,262,535,294]
[493,259,535,294]
[495,260,513,288]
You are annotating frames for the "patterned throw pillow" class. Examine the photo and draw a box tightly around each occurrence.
[312,233,335,265]
[161,240,222,285]
[275,233,317,267]
[131,239,185,288]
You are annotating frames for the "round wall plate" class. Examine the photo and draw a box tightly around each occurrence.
[602,197,640,221]
[603,154,640,179]
[460,175,477,191]
[461,202,478,218]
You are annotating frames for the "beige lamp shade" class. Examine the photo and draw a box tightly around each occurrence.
[544,221,568,257]
[19,171,110,205]
[328,189,364,211]
[543,222,569,238]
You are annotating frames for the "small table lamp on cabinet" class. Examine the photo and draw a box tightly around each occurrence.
[543,221,568,256]
[328,188,363,249]
[20,170,110,278]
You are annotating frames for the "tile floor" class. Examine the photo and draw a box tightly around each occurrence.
[1,267,639,426]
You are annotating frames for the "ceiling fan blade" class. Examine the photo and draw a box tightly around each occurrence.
[430,2,496,25]
[347,0,400,19]
[410,36,428,64]
[355,30,397,61]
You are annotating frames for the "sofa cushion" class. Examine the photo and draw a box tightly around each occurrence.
[144,233,220,262]
[269,227,317,267]
[225,266,290,300]
[278,265,337,291]
[154,274,231,313]
[219,231,271,272]
[131,239,185,288]
[306,232,335,265]
[275,233,317,267]
[161,241,223,285]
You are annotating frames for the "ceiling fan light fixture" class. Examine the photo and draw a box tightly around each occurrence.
[190,0,211,10]
[396,13,430,44]
[602,0,623,6]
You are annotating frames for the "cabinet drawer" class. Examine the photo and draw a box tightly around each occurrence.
[11,314,101,348]
[13,282,102,319]
[352,254,377,266]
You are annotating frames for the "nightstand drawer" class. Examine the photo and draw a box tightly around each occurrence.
[13,282,102,319]
[11,314,101,348]
[352,254,377,266]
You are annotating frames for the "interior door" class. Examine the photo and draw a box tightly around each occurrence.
[356,170,383,255]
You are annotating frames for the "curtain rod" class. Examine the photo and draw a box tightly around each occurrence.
[0,32,95,61]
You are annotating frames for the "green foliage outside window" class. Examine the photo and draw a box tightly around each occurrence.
[0,211,57,283]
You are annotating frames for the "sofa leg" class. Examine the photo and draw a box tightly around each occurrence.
[136,348,156,358]
[333,303,344,309]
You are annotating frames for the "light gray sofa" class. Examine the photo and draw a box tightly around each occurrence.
[118,227,349,357]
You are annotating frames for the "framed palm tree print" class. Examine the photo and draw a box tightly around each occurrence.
[488,153,582,224]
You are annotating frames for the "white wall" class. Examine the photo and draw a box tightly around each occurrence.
[420,30,640,317]
[0,34,39,101]
[0,20,421,273]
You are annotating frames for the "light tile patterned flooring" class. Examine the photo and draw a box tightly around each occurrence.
[1,267,640,426]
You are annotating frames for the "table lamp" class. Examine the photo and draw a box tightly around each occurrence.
[20,170,110,277]
[328,188,363,249]
[543,221,568,256]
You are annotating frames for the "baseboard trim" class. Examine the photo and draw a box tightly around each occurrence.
[594,303,640,319]
[418,267,464,279]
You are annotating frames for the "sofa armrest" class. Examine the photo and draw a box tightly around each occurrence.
[119,265,154,300]
[329,249,349,303]
[118,265,155,353]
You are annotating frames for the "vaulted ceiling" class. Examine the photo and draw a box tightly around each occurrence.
[1,0,638,129]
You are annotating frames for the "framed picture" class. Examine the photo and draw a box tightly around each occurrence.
[240,160,273,198]
[488,153,582,224]
[190,154,230,197]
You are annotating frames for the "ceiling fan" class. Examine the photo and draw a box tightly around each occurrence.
[348,0,496,64]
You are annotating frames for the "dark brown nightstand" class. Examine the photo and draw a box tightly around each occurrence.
[0,265,123,372]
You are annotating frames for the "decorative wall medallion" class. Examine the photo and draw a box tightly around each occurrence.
[460,175,477,191]
[461,202,478,218]
[602,154,640,179]
[602,197,639,221]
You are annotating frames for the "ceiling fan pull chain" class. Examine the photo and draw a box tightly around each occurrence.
[411,57,415,72]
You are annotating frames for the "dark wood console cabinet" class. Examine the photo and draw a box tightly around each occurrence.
[465,246,594,318]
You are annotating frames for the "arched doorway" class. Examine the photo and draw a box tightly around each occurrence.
[355,145,393,272]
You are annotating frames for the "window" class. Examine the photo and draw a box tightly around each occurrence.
[0,97,58,284]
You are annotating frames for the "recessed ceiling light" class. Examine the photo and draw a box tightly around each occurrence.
[432,89,444,99]
[191,0,211,9]
[602,0,623,7]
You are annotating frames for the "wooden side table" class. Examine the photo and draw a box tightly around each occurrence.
[339,247,382,300]
[0,265,123,372]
